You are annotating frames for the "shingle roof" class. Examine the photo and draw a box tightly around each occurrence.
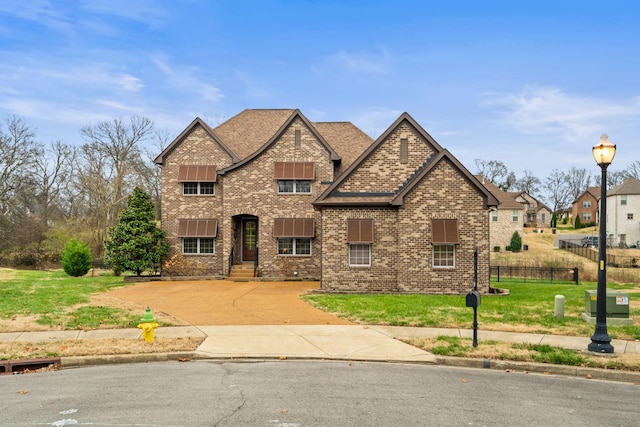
[475,176,523,210]
[312,122,373,171]
[213,109,296,160]
[608,177,640,195]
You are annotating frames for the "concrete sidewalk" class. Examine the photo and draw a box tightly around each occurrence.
[2,325,638,360]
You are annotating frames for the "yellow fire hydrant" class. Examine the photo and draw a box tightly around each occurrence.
[137,307,159,342]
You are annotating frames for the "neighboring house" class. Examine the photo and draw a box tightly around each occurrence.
[508,191,552,228]
[606,177,640,248]
[475,176,524,251]
[155,109,498,294]
[572,186,600,225]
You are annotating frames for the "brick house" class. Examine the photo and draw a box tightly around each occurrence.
[507,191,552,228]
[155,109,498,294]
[572,186,600,225]
[475,176,524,251]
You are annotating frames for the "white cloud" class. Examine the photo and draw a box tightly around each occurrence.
[79,0,167,26]
[325,49,390,74]
[350,108,404,138]
[0,0,74,36]
[153,56,223,102]
[483,86,640,142]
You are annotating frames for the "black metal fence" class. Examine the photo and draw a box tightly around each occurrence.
[490,265,579,284]
[559,240,640,268]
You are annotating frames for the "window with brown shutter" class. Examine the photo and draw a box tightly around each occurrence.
[431,219,459,244]
[177,165,217,182]
[346,219,374,243]
[273,162,315,180]
[177,219,218,237]
[273,218,315,237]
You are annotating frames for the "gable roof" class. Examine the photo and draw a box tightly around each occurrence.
[154,117,238,165]
[312,121,373,171]
[314,112,498,209]
[212,109,296,160]
[217,109,340,175]
[572,186,600,204]
[475,175,523,210]
[508,191,553,213]
[608,177,640,196]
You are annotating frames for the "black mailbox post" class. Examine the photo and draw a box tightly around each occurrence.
[466,248,480,347]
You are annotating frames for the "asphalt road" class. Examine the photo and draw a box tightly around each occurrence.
[3,361,640,426]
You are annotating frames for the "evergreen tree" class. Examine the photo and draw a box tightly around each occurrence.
[509,231,522,252]
[574,215,582,229]
[105,187,169,276]
[61,238,92,277]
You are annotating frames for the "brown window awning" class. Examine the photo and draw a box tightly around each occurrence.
[177,165,217,182]
[273,218,315,238]
[431,219,459,244]
[346,219,374,243]
[273,162,315,180]
[177,219,218,237]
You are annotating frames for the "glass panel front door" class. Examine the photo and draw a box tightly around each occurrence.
[242,219,257,261]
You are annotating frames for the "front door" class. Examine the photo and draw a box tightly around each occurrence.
[242,219,257,261]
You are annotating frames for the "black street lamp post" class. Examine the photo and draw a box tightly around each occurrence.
[588,134,616,354]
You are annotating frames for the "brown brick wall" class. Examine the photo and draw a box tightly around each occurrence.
[161,118,335,278]
[339,122,436,193]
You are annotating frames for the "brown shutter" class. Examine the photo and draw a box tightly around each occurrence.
[273,162,315,180]
[177,165,217,182]
[273,218,315,237]
[346,219,374,243]
[431,219,459,244]
[177,219,218,237]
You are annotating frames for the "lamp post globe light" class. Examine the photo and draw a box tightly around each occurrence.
[588,134,616,354]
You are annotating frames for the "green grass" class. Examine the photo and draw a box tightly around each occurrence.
[0,269,140,329]
[303,281,640,340]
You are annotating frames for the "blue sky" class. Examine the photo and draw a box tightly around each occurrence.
[0,0,638,180]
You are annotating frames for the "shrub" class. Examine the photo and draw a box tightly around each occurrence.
[574,215,582,229]
[61,238,92,277]
[493,246,501,252]
[509,231,522,252]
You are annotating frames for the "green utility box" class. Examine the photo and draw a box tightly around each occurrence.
[582,290,633,325]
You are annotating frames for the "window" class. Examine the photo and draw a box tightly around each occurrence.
[346,219,373,267]
[182,237,215,254]
[541,213,546,223]
[273,218,315,256]
[491,210,498,222]
[628,213,634,220]
[583,201,592,208]
[278,238,311,255]
[183,182,215,195]
[621,195,627,205]
[178,165,216,196]
[583,212,592,221]
[433,244,455,268]
[278,180,311,194]
[512,210,519,222]
[178,219,217,255]
[349,244,371,266]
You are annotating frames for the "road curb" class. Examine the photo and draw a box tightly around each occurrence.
[435,356,640,384]
[61,352,196,367]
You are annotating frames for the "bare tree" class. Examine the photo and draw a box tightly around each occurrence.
[474,159,511,190]
[565,166,593,202]
[32,141,77,228]
[625,160,640,179]
[515,170,541,196]
[542,169,571,214]
[0,116,41,246]
[76,116,155,256]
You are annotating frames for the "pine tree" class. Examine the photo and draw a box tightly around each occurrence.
[105,187,169,276]
[61,238,92,277]
[509,231,522,252]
